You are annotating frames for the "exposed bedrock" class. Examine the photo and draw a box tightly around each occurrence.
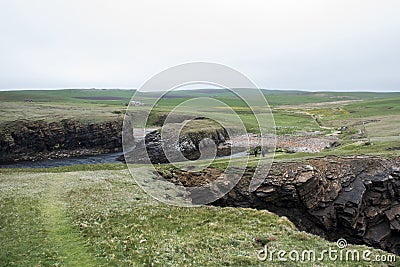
[167,156,400,255]
[123,127,232,164]
[0,119,123,163]
[218,156,400,255]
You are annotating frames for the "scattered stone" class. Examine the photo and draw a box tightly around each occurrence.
[305,165,314,171]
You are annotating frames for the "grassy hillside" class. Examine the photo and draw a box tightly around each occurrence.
[1,89,399,156]
[0,89,399,265]
[0,89,134,104]
[1,88,398,105]
[1,167,397,266]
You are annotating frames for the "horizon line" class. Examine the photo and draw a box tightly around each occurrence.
[0,87,399,93]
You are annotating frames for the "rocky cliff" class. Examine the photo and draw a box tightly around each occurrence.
[122,125,231,164]
[164,156,400,255]
[0,119,123,163]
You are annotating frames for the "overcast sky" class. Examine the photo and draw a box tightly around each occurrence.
[1,0,399,91]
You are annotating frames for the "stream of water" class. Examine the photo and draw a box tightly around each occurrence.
[0,152,123,169]
[0,151,250,169]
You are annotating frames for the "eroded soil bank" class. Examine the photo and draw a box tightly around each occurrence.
[162,156,400,255]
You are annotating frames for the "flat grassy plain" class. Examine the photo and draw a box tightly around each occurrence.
[1,89,399,266]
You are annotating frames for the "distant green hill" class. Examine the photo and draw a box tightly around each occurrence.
[1,88,399,107]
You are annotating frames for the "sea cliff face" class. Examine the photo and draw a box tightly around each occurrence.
[122,126,231,164]
[0,119,123,163]
[215,156,400,255]
[162,156,400,255]
[0,118,233,164]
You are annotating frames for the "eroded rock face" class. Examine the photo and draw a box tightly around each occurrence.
[123,127,231,164]
[0,119,123,163]
[163,156,400,255]
[215,156,400,255]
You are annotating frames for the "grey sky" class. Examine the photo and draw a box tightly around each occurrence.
[1,0,399,91]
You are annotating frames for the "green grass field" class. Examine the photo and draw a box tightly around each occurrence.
[1,89,399,266]
[1,167,397,266]
[1,88,399,153]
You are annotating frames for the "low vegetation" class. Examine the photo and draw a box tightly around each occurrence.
[1,89,399,266]
[1,168,397,266]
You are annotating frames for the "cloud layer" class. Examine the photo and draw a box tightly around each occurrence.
[1,0,399,91]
